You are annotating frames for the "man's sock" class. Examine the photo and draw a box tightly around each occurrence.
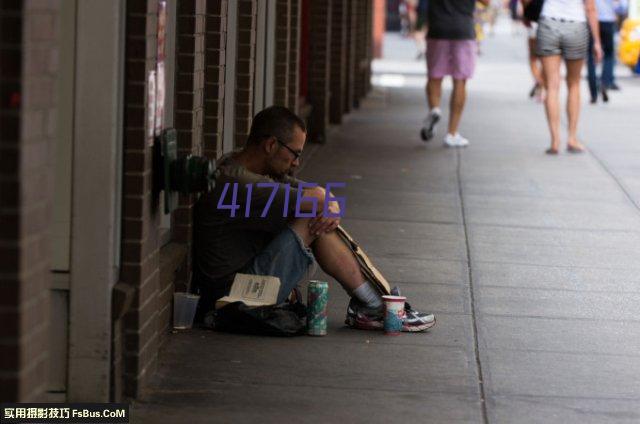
[430,106,441,116]
[352,282,383,309]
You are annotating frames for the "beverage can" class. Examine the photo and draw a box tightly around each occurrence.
[307,280,328,336]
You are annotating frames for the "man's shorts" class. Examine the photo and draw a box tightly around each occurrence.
[426,39,477,80]
[240,227,316,304]
[536,17,589,60]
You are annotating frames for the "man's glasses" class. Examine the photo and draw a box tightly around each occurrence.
[272,136,302,162]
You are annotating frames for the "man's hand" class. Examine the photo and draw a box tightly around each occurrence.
[308,199,341,236]
[593,41,604,63]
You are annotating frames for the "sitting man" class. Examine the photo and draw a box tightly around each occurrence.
[194,106,434,332]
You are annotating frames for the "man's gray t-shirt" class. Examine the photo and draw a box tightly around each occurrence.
[427,0,476,40]
[194,152,302,283]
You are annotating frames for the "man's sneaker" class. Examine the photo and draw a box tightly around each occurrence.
[345,298,384,331]
[345,288,436,332]
[390,286,436,332]
[443,132,469,148]
[420,110,441,142]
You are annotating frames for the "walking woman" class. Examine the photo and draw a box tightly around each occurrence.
[533,0,603,154]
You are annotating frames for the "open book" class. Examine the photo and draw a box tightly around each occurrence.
[215,273,281,309]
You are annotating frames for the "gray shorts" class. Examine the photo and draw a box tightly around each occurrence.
[536,17,589,60]
[241,227,316,304]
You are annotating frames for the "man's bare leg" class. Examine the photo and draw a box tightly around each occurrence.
[448,79,467,135]
[289,219,366,293]
[427,77,443,109]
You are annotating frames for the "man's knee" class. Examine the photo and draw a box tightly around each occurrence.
[288,218,316,247]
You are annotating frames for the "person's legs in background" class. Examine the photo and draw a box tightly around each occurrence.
[541,55,563,153]
[421,38,447,141]
[427,77,443,110]
[565,58,586,151]
[528,36,545,100]
[448,79,467,137]
[587,31,599,103]
[442,39,476,147]
[600,21,616,90]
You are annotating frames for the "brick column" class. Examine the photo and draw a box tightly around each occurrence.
[175,0,206,156]
[329,0,347,124]
[287,0,301,114]
[373,0,385,58]
[172,0,207,300]
[121,0,161,398]
[365,0,373,93]
[203,0,227,159]
[234,0,257,148]
[307,0,332,143]
[0,0,58,402]
[354,0,367,107]
[273,0,290,107]
[344,0,357,113]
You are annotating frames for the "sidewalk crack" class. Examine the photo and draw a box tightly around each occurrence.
[456,149,490,424]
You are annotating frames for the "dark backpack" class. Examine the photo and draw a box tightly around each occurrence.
[211,290,307,337]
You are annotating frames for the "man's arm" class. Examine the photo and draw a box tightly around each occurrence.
[298,186,342,236]
[585,0,603,63]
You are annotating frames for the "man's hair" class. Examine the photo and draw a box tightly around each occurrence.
[246,106,306,146]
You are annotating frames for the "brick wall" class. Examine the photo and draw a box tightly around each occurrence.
[273,0,290,107]
[287,0,301,114]
[120,0,161,399]
[203,0,227,159]
[329,0,347,124]
[0,0,58,402]
[344,0,357,113]
[172,0,207,302]
[353,0,369,107]
[234,0,257,148]
[307,0,332,143]
[364,0,373,93]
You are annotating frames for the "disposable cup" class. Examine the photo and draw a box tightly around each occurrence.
[382,295,406,335]
[173,292,200,330]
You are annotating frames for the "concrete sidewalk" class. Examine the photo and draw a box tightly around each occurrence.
[132,26,640,424]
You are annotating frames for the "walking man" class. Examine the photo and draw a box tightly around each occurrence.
[421,0,489,147]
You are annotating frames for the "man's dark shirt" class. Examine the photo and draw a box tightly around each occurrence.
[194,152,301,286]
[427,0,476,40]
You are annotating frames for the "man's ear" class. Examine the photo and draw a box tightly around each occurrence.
[263,136,277,155]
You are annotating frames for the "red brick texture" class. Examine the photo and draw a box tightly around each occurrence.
[344,0,357,113]
[288,0,301,114]
[307,0,332,143]
[373,0,385,58]
[203,0,227,159]
[172,0,207,301]
[235,0,257,148]
[120,0,162,399]
[0,0,58,402]
[329,0,347,124]
[273,0,290,108]
[364,0,373,93]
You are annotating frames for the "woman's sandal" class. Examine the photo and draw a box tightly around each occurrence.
[567,144,585,154]
[545,147,559,155]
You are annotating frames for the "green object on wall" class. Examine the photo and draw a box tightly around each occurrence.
[160,128,215,214]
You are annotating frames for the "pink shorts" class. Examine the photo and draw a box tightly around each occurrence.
[426,39,477,80]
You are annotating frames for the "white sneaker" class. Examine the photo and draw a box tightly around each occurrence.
[443,133,469,148]
[420,110,441,142]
